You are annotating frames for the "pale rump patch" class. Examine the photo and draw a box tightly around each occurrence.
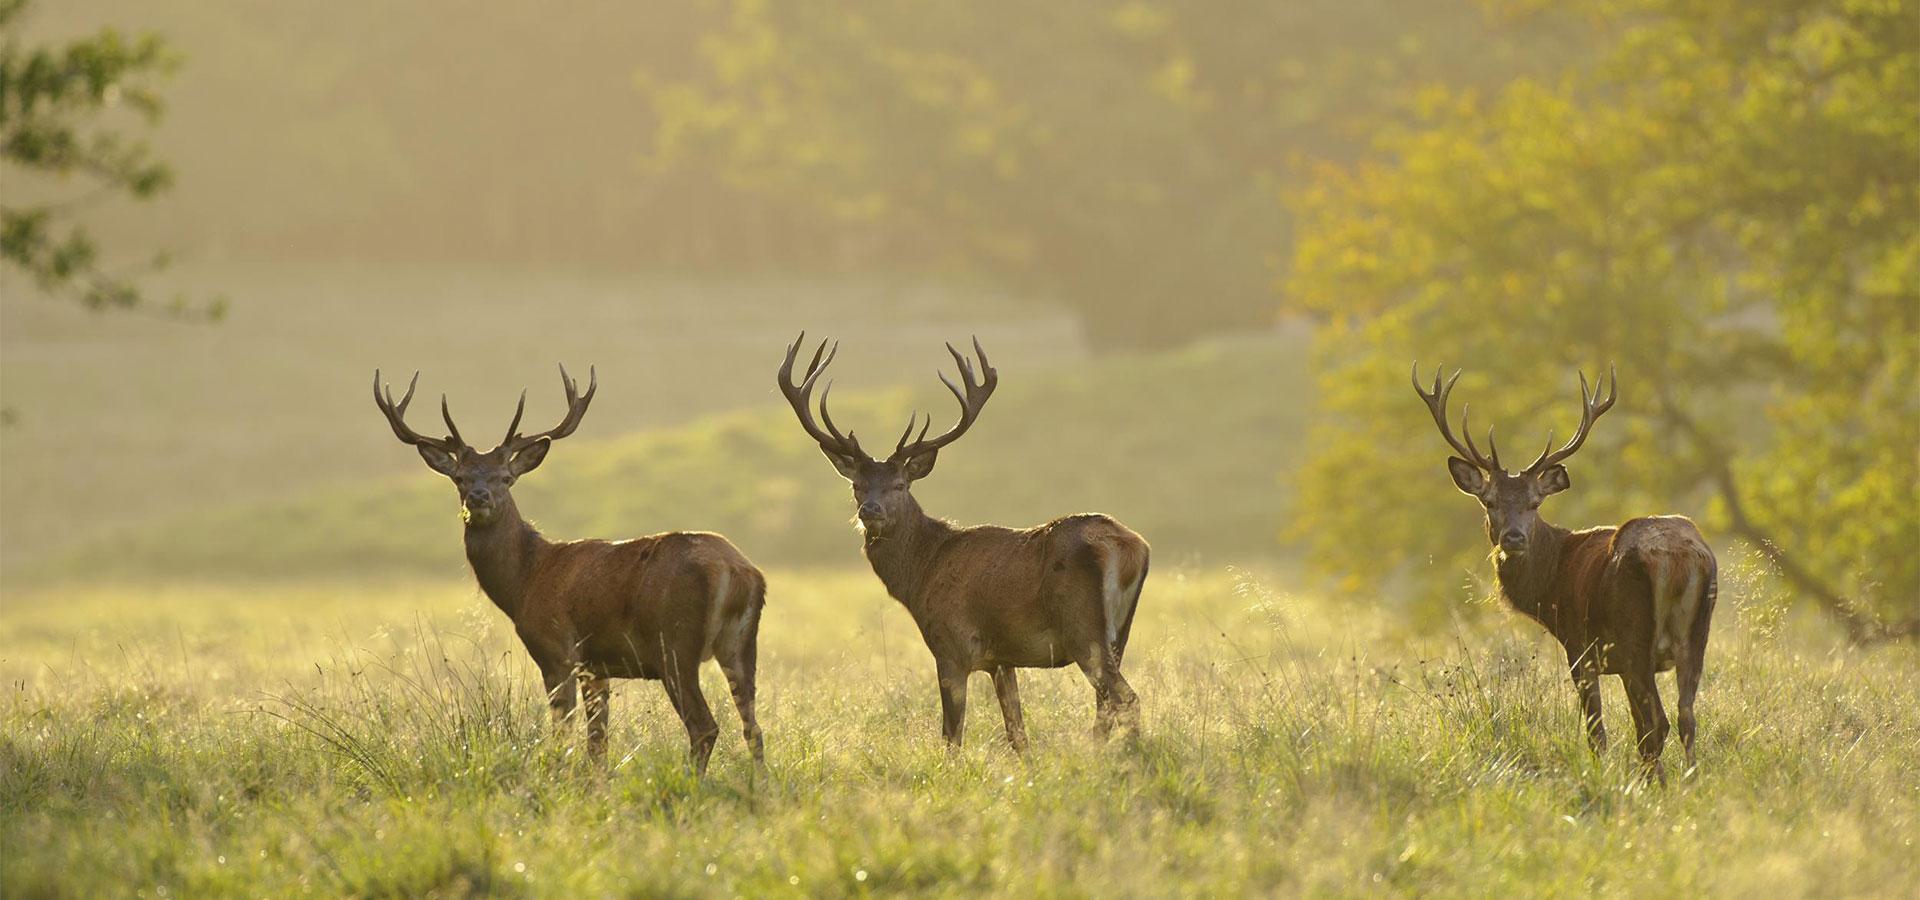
[1097,546,1138,649]
[1617,517,1713,668]
[700,567,730,662]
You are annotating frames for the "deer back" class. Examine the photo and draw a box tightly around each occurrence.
[516,532,761,679]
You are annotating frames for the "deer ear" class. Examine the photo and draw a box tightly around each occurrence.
[821,446,863,481]
[1446,457,1487,496]
[901,450,938,481]
[508,438,551,476]
[1535,464,1571,496]
[418,444,459,477]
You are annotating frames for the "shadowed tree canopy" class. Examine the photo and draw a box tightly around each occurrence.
[1287,0,1918,641]
[0,0,216,317]
[640,0,1576,349]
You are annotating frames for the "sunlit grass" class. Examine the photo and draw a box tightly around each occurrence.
[3,564,1915,896]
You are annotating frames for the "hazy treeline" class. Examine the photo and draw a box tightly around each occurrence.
[5,0,1913,637]
[1286,0,1918,633]
[12,0,1573,343]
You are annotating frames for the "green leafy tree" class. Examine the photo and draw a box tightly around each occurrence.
[0,0,214,316]
[642,0,1572,348]
[1287,0,1917,641]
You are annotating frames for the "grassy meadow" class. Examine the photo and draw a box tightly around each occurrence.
[4,562,1917,897]
[4,270,1916,897]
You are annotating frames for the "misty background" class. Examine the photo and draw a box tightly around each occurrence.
[2,0,1912,638]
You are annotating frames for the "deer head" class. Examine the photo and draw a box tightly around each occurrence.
[1413,363,1616,557]
[778,333,997,536]
[373,365,596,526]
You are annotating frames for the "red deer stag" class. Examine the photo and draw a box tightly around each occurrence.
[373,366,764,772]
[777,334,1150,750]
[1414,364,1716,781]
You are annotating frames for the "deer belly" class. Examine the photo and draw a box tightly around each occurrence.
[976,630,1081,669]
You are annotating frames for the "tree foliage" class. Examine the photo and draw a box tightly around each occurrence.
[642,0,1572,348]
[1288,0,1918,639]
[0,0,215,316]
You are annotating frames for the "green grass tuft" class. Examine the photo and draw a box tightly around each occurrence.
[2,565,1915,896]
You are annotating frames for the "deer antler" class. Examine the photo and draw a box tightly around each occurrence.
[1412,363,1503,472]
[374,370,466,453]
[1523,365,1617,474]
[889,337,998,463]
[502,364,597,453]
[777,332,868,460]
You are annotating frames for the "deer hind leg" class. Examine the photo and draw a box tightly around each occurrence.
[1104,649,1140,735]
[1106,554,1145,734]
[1620,665,1670,786]
[661,656,720,775]
[1075,650,1114,736]
[990,667,1029,753]
[1075,644,1138,738]
[577,671,611,762]
[1676,568,1716,775]
[716,603,765,765]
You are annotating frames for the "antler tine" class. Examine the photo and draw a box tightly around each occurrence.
[500,388,527,447]
[1524,364,1620,473]
[892,410,935,458]
[1411,362,1499,471]
[373,370,463,451]
[817,380,864,453]
[439,395,466,448]
[503,364,598,452]
[890,337,999,463]
[776,332,866,459]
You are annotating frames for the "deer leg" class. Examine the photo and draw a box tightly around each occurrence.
[1103,643,1141,734]
[719,649,764,766]
[1620,666,1669,786]
[1675,649,1702,775]
[1676,575,1714,776]
[936,661,969,748]
[1568,649,1607,754]
[543,664,578,731]
[990,666,1028,753]
[714,614,764,767]
[1106,671,1140,734]
[577,671,610,763]
[1075,651,1117,737]
[663,659,720,775]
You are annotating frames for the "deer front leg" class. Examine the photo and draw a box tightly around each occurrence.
[577,671,610,763]
[936,660,969,748]
[990,666,1028,753]
[542,664,578,731]
[1568,649,1606,754]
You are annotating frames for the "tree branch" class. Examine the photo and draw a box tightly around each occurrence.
[1655,392,1919,645]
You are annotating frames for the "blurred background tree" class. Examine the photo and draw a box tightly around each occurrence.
[640,0,1575,348]
[0,0,215,316]
[1287,0,1918,640]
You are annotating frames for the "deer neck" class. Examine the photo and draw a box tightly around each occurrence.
[462,495,546,619]
[861,497,955,613]
[1494,518,1572,623]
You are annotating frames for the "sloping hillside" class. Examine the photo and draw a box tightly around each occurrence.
[39,332,1310,580]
